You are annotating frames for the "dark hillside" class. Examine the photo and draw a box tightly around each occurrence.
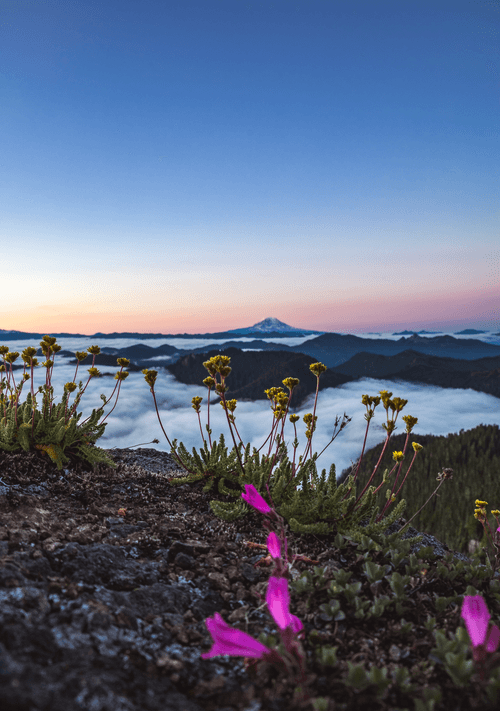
[291,332,500,367]
[332,349,500,399]
[337,423,500,558]
[167,347,354,408]
[167,347,500,404]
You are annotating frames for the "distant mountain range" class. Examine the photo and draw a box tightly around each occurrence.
[0,317,323,340]
[393,328,490,336]
[2,317,494,341]
[2,319,499,404]
[6,340,499,407]
[165,346,500,406]
[103,330,500,404]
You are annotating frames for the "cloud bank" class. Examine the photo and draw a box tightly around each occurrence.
[2,333,498,481]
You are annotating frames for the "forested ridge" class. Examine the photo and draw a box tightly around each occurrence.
[338,423,500,556]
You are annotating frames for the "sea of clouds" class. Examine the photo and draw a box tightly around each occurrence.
[2,331,499,480]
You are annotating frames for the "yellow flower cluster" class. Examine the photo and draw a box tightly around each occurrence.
[309,362,327,377]
[191,396,203,413]
[474,500,500,522]
[203,355,231,379]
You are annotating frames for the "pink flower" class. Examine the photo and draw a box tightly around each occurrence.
[241,484,272,514]
[202,578,304,660]
[266,576,303,634]
[267,532,281,559]
[461,595,500,652]
[201,612,271,659]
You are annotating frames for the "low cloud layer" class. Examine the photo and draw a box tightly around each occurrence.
[2,333,499,480]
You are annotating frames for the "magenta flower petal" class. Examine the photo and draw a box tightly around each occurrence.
[292,616,303,634]
[266,576,303,633]
[201,613,271,659]
[241,484,272,514]
[267,532,281,559]
[486,624,500,654]
[461,595,491,647]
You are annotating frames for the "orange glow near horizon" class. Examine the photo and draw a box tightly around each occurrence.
[0,284,498,335]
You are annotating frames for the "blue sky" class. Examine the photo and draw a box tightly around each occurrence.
[1,0,498,334]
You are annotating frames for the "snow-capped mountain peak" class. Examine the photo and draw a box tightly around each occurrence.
[250,318,301,332]
[224,317,323,335]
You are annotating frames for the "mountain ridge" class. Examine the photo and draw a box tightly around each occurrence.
[0,317,323,340]
[2,341,499,404]
[1,317,497,341]
[165,346,500,405]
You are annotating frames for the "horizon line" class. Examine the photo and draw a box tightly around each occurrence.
[0,326,495,338]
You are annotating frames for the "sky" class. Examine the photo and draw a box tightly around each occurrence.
[1,0,499,335]
[2,332,499,480]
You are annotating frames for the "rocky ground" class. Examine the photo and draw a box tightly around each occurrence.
[0,446,495,711]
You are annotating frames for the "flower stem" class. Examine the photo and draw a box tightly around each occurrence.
[397,478,448,535]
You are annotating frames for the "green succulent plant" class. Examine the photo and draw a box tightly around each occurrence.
[0,336,129,470]
[0,387,116,470]
[153,352,428,545]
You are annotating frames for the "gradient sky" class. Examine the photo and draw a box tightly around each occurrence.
[1,0,499,335]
